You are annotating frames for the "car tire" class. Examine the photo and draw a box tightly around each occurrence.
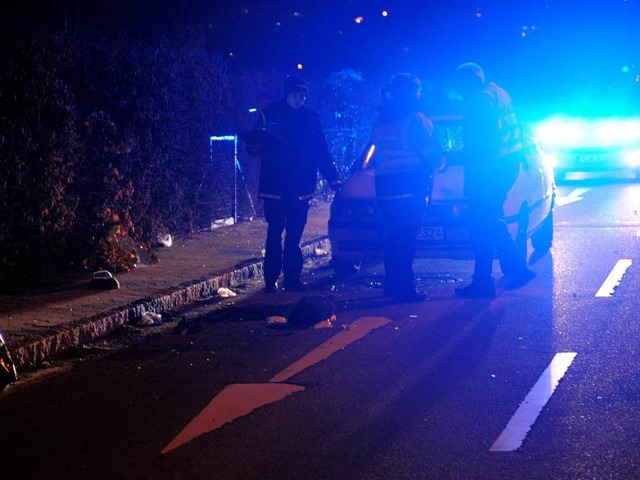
[331,255,362,278]
[531,210,554,251]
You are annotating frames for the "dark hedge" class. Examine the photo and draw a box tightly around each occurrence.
[0,30,376,288]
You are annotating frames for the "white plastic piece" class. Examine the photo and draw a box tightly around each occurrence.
[157,233,173,247]
[217,287,237,297]
[140,311,163,326]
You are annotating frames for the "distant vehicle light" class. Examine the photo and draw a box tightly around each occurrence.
[624,150,640,168]
[534,117,640,149]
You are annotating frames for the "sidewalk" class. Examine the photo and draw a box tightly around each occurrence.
[0,201,332,369]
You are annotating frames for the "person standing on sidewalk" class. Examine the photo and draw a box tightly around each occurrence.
[372,73,442,302]
[452,62,534,298]
[246,75,341,292]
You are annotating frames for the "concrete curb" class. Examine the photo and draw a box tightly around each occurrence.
[12,237,331,369]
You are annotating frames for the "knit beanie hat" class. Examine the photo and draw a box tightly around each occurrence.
[283,75,308,97]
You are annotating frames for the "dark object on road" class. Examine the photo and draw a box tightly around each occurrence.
[0,332,18,391]
[287,296,335,328]
[90,270,120,289]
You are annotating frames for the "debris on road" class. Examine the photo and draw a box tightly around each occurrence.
[157,233,173,247]
[217,287,237,297]
[0,332,18,391]
[313,315,337,329]
[139,311,163,326]
[90,270,120,289]
[266,316,288,327]
[287,296,336,329]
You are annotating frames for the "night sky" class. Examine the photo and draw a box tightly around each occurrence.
[6,0,640,117]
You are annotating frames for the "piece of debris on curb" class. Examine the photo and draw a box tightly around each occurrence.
[0,331,18,391]
[157,233,173,247]
[90,270,120,289]
[139,311,163,326]
[217,287,237,297]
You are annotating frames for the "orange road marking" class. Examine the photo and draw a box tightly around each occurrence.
[162,316,391,454]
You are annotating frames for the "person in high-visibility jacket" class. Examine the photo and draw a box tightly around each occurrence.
[371,73,442,302]
[453,63,535,298]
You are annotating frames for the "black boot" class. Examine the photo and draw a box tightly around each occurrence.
[263,281,278,293]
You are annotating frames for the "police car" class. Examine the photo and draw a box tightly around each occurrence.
[533,115,640,181]
[530,77,640,181]
[328,116,556,276]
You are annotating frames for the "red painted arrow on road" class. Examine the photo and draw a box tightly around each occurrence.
[162,316,390,454]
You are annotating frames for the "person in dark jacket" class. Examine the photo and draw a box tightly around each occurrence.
[452,63,535,298]
[246,75,341,292]
[372,73,442,302]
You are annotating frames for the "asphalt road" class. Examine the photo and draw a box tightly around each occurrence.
[1,175,640,480]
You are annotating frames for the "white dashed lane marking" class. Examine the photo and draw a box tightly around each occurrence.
[490,352,577,452]
[595,259,632,297]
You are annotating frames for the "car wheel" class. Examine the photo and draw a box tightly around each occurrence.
[331,255,362,278]
[531,210,553,251]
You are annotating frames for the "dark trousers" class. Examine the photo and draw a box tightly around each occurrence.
[467,194,521,281]
[378,195,426,295]
[465,154,523,281]
[263,198,310,285]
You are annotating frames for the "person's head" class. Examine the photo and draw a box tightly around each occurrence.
[382,73,422,105]
[283,75,308,109]
[453,62,486,97]
[379,73,422,119]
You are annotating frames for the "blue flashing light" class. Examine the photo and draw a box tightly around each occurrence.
[533,117,640,149]
[624,150,640,168]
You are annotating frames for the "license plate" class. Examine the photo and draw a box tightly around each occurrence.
[574,153,610,164]
[419,226,444,240]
